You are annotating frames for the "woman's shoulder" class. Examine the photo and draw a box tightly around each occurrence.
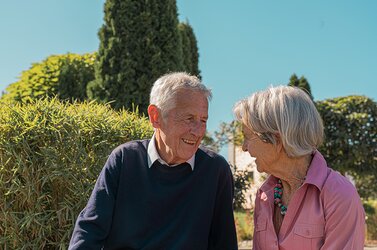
[321,169,361,205]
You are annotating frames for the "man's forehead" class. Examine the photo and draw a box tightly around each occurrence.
[174,108,208,117]
[171,95,208,108]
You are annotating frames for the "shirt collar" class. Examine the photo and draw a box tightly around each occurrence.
[304,150,330,191]
[147,133,195,170]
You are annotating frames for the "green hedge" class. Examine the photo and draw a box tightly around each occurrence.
[0,98,153,249]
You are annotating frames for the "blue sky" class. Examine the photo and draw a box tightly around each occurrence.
[1,1,376,136]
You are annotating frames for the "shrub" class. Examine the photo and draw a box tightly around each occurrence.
[316,95,377,199]
[0,98,153,249]
[1,53,96,104]
[233,167,253,210]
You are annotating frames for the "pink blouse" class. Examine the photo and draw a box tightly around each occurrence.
[252,151,365,250]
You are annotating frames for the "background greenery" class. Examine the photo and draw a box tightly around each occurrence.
[0,98,153,249]
[234,210,253,242]
[364,200,377,241]
[317,95,377,199]
[2,53,96,104]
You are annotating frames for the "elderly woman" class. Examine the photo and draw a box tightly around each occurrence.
[233,86,365,250]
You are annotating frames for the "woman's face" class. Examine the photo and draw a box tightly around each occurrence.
[241,125,280,174]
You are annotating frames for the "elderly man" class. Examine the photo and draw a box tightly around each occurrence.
[69,72,238,249]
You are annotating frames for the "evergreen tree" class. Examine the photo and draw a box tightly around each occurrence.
[288,73,314,100]
[178,22,201,78]
[88,0,184,113]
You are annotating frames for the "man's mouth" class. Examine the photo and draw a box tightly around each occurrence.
[182,138,196,145]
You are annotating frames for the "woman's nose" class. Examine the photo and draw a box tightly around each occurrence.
[242,141,248,152]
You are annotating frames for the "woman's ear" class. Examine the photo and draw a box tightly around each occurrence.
[148,105,161,128]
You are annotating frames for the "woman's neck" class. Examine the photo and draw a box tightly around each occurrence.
[274,154,312,195]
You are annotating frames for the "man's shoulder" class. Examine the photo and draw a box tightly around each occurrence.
[197,146,230,168]
[111,139,149,157]
[198,145,224,159]
[104,139,149,172]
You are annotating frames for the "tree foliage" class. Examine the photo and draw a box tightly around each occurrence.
[317,95,377,199]
[214,121,243,148]
[233,166,253,210]
[201,132,219,152]
[88,0,185,113]
[288,73,314,100]
[1,53,96,104]
[178,22,201,78]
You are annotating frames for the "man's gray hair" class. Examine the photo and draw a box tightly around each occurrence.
[233,85,324,157]
[150,72,212,115]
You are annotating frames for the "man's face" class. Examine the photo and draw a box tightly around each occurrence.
[154,90,208,165]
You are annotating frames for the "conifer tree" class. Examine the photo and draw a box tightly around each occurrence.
[288,73,314,100]
[88,0,183,113]
[178,22,201,78]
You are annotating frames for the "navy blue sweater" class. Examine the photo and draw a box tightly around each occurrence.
[69,140,237,250]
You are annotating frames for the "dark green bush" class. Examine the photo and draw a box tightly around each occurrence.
[316,95,377,199]
[0,98,153,249]
[232,166,253,210]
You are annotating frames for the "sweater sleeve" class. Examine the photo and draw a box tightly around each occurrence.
[320,175,365,250]
[208,160,238,250]
[69,151,121,249]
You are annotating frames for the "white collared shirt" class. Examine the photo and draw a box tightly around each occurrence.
[147,133,195,170]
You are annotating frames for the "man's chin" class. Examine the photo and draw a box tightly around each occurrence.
[180,150,197,160]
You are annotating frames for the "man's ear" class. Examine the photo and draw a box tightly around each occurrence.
[148,105,161,128]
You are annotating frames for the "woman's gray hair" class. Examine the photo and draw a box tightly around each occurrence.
[150,72,212,115]
[233,85,324,157]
